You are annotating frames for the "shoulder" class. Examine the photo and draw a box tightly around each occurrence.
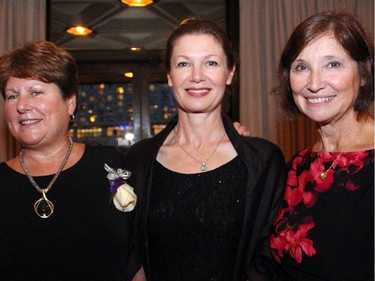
[286,146,313,166]
[126,136,159,159]
[125,122,174,162]
[236,135,285,164]
[221,114,285,164]
[0,161,15,177]
[244,136,283,153]
[84,144,123,157]
[123,135,163,176]
[221,113,281,154]
[283,147,318,173]
[129,136,158,152]
[81,144,126,168]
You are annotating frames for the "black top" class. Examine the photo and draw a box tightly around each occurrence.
[270,148,374,281]
[124,114,287,281]
[0,145,138,281]
[148,156,247,281]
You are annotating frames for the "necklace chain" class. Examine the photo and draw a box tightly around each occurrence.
[317,150,344,180]
[19,137,73,218]
[174,127,226,171]
[316,126,364,180]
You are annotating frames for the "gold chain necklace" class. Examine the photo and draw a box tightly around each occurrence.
[19,137,73,218]
[174,127,226,171]
[317,150,344,180]
[316,126,364,180]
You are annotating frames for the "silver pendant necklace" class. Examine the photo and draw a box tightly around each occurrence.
[174,126,226,171]
[19,137,73,218]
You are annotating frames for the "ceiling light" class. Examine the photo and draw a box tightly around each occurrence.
[121,0,153,7]
[124,72,134,78]
[130,47,142,51]
[66,25,93,36]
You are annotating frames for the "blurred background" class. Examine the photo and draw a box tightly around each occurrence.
[0,0,373,161]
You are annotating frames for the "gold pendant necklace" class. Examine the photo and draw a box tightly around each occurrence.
[317,150,344,180]
[19,137,73,218]
[174,127,226,171]
[316,126,363,180]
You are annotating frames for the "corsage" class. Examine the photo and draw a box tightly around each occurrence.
[104,163,137,212]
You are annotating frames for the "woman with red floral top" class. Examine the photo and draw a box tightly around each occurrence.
[270,11,374,281]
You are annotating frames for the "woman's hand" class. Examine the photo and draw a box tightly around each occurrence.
[233,122,251,136]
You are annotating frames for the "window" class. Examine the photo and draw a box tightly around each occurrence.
[149,83,177,136]
[69,82,177,148]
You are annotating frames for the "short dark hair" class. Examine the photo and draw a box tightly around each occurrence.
[272,11,374,119]
[0,41,78,103]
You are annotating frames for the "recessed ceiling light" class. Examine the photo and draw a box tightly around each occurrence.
[120,0,153,7]
[66,25,93,36]
[130,47,142,51]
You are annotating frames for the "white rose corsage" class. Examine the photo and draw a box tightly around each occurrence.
[104,163,137,212]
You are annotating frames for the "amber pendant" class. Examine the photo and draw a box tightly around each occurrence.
[34,191,54,218]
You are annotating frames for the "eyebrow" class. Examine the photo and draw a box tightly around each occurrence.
[174,54,221,60]
[4,88,18,94]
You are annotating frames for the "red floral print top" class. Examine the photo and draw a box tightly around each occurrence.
[270,147,374,280]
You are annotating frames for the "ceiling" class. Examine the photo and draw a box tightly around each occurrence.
[49,0,227,51]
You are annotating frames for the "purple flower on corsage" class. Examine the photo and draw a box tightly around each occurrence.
[104,163,137,212]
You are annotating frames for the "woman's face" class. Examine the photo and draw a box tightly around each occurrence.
[167,33,235,115]
[290,34,362,125]
[4,76,76,148]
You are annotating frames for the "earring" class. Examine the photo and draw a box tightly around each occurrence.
[69,114,75,122]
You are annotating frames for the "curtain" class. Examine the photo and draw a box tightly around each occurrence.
[239,0,374,160]
[0,0,46,162]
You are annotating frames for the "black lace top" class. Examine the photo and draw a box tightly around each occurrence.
[148,156,247,281]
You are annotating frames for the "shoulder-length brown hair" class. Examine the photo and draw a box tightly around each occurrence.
[272,11,374,119]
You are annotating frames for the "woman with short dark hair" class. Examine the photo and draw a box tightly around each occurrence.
[270,11,374,281]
